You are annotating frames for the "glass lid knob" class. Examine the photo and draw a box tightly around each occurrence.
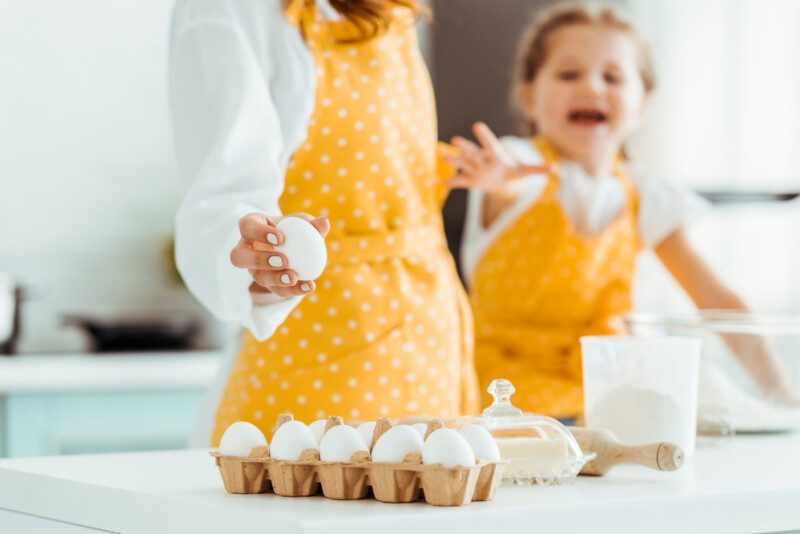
[483,378,523,418]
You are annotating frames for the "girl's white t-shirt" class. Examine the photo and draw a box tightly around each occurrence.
[460,136,711,283]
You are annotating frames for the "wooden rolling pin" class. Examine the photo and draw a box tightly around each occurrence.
[567,427,684,476]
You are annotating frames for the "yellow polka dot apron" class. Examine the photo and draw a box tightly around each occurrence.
[211,3,478,442]
[469,137,641,419]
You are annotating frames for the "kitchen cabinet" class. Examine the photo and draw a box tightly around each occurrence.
[5,390,203,457]
[0,351,221,457]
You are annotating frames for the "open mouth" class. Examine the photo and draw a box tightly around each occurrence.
[567,108,608,126]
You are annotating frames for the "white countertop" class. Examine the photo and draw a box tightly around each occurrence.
[0,434,799,533]
[0,351,222,393]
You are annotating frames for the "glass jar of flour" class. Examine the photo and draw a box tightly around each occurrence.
[580,335,702,457]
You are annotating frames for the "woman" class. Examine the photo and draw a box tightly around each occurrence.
[169,0,478,443]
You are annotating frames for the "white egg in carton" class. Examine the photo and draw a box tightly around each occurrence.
[210,413,507,506]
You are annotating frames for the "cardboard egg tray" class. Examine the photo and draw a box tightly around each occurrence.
[210,413,505,507]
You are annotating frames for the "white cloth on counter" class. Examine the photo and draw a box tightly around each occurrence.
[460,136,711,283]
[169,0,341,341]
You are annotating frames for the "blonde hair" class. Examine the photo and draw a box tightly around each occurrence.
[286,0,424,41]
[513,2,655,134]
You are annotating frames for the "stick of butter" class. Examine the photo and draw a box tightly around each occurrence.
[495,437,568,475]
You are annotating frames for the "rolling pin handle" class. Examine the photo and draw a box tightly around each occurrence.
[656,442,685,471]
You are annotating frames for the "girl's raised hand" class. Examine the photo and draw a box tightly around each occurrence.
[445,122,552,190]
[230,212,330,298]
[766,385,800,407]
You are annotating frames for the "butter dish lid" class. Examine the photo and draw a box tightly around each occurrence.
[455,378,593,485]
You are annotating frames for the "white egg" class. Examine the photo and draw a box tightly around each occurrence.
[411,423,428,439]
[422,428,476,467]
[309,419,327,444]
[275,217,327,280]
[371,425,424,463]
[320,425,369,462]
[270,420,318,460]
[218,421,268,457]
[458,424,501,461]
[356,421,377,447]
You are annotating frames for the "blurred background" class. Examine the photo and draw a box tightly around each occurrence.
[1,0,798,457]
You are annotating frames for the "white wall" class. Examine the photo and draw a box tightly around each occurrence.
[626,0,800,315]
[0,1,211,352]
[634,201,800,314]
[628,0,800,191]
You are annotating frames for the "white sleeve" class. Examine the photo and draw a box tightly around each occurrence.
[169,15,301,342]
[635,174,712,247]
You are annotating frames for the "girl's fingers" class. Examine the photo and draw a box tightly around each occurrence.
[250,268,298,289]
[230,246,288,270]
[239,213,283,246]
[443,155,477,175]
[453,135,492,171]
[509,163,557,180]
[472,122,506,161]
[451,136,482,158]
[524,163,556,175]
[445,178,475,189]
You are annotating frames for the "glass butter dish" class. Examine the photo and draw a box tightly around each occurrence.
[454,379,595,486]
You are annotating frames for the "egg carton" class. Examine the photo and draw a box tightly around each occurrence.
[210,413,505,507]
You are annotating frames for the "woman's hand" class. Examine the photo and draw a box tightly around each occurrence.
[444,122,551,190]
[231,212,330,298]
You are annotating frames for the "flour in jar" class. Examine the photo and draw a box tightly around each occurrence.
[587,384,692,446]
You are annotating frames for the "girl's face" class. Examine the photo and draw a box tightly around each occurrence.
[520,25,647,169]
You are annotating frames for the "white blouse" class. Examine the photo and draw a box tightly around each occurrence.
[460,136,711,283]
[169,0,341,341]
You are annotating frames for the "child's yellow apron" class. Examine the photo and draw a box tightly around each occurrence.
[469,138,641,419]
[211,3,478,442]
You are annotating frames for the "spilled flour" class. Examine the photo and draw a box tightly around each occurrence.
[698,361,800,432]
[588,384,692,448]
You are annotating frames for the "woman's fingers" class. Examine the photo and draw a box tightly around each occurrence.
[250,268,298,289]
[269,280,317,298]
[240,212,331,254]
[230,244,288,270]
[239,213,283,246]
[251,271,316,298]
[285,212,331,238]
[234,212,327,298]
[309,216,331,238]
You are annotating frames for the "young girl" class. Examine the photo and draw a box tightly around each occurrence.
[447,2,798,419]
[170,0,478,443]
